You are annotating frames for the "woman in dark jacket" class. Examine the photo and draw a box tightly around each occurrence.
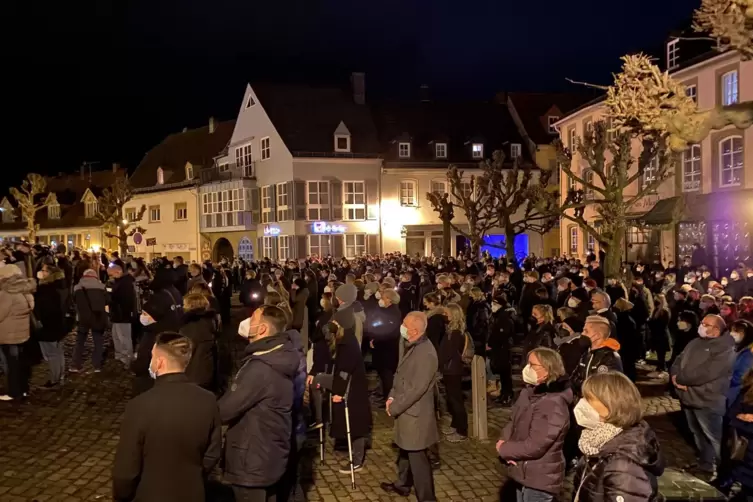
[290,278,310,350]
[308,292,335,423]
[497,347,573,501]
[574,372,664,502]
[364,288,401,403]
[647,294,671,373]
[522,304,556,356]
[423,292,446,352]
[440,303,469,442]
[488,295,516,406]
[554,317,590,378]
[34,265,70,389]
[178,294,216,391]
[724,371,753,498]
[466,287,490,357]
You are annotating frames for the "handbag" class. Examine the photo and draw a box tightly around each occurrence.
[727,426,749,462]
[26,296,43,333]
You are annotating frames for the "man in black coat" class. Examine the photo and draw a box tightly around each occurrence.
[571,315,624,396]
[588,260,605,289]
[219,305,300,501]
[172,256,189,296]
[108,263,138,368]
[113,332,221,502]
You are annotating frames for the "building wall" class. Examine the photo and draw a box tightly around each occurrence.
[535,143,561,257]
[127,187,200,262]
[0,226,111,252]
[201,230,258,262]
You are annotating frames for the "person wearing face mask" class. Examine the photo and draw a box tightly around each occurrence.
[740,297,753,323]
[727,320,753,407]
[380,311,439,501]
[112,332,221,502]
[519,271,544,322]
[522,304,556,356]
[365,288,402,404]
[32,264,69,390]
[726,270,747,302]
[567,288,591,323]
[488,295,516,405]
[186,263,207,291]
[604,276,627,307]
[555,277,572,309]
[588,260,604,289]
[496,348,573,502]
[439,303,470,443]
[70,268,110,375]
[671,314,736,480]
[572,316,623,396]
[572,372,664,502]
[699,293,720,317]
[219,305,300,501]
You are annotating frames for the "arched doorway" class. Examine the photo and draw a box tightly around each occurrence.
[212,238,234,262]
[238,236,254,261]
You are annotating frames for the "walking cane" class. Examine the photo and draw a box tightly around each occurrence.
[343,379,356,490]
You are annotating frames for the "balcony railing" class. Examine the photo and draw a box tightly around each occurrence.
[200,162,255,183]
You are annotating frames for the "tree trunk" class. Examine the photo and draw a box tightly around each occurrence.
[442,218,452,257]
[470,237,482,259]
[602,227,625,277]
[504,225,516,264]
[119,228,128,256]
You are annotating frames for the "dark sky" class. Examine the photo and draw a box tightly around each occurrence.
[8,0,695,186]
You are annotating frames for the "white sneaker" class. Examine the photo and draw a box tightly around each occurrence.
[0,395,14,401]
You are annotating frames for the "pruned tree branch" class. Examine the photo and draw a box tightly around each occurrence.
[97,174,145,256]
[9,173,48,242]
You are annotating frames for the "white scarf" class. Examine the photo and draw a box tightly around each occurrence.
[578,423,622,456]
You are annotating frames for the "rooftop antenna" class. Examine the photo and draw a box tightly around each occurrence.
[81,161,99,182]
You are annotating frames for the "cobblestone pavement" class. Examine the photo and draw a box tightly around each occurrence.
[1,307,697,502]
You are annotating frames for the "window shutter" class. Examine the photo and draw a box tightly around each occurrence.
[331,180,343,221]
[268,185,277,223]
[294,181,306,220]
[285,181,295,221]
[296,235,307,258]
[250,188,260,224]
[367,234,379,255]
[366,179,378,220]
[332,234,344,258]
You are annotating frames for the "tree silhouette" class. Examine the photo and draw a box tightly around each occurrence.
[97,174,146,256]
[9,173,49,242]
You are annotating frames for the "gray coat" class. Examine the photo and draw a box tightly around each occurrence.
[671,333,736,414]
[388,335,439,451]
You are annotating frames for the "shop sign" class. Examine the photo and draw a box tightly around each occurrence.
[264,226,281,236]
[312,222,346,234]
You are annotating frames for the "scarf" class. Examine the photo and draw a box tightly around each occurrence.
[578,423,623,456]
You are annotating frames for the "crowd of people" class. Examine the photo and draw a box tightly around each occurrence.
[0,239,752,501]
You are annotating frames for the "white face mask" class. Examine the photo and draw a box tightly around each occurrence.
[378,299,386,308]
[698,324,710,338]
[400,325,409,340]
[567,298,580,308]
[574,398,602,430]
[36,271,45,280]
[730,273,739,281]
[375,291,382,300]
[140,313,155,326]
[460,285,468,293]
[731,331,744,344]
[522,364,539,385]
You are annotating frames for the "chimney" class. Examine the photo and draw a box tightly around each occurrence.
[419,84,430,103]
[209,117,217,134]
[112,162,120,173]
[351,72,365,105]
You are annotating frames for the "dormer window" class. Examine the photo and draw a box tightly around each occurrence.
[157,167,164,185]
[334,121,351,153]
[85,201,98,219]
[511,143,522,159]
[667,38,679,70]
[548,116,560,134]
[245,95,256,108]
[48,203,60,219]
[185,163,194,180]
[398,142,411,158]
[472,143,484,159]
[435,142,447,159]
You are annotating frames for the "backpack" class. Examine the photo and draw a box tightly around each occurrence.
[461,330,475,365]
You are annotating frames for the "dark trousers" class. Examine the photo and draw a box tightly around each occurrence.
[443,374,467,436]
[395,448,436,502]
[232,485,276,502]
[495,349,514,399]
[0,344,29,398]
[378,367,395,399]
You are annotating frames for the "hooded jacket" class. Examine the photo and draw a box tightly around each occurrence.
[219,333,300,488]
[108,273,137,324]
[33,269,70,343]
[572,339,623,395]
[74,273,109,332]
[0,271,36,345]
[497,378,573,495]
[574,421,664,502]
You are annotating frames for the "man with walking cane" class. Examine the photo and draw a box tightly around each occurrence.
[380,311,439,502]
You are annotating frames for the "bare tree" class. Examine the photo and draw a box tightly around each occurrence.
[550,122,676,276]
[425,191,454,256]
[9,173,49,242]
[97,174,146,256]
[694,0,753,60]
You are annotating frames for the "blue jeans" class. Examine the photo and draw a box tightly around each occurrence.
[72,327,105,370]
[517,486,554,502]
[684,406,723,472]
[39,341,66,384]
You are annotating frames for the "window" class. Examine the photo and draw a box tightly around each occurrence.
[548,116,560,134]
[203,189,247,227]
[245,95,255,108]
[667,39,679,69]
[459,180,473,200]
[149,205,161,223]
[569,226,578,255]
[345,234,366,258]
[308,234,331,257]
[307,181,330,220]
[186,164,194,180]
[587,233,596,252]
[398,142,411,158]
[174,202,187,221]
[569,128,577,154]
[262,236,276,259]
[235,144,254,176]
[342,181,366,220]
[685,84,697,103]
[335,135,350,152]
[720,136,743,187]
[721,70,739,106]
[643,156,659,189]
[627,227,650,245]
[430,180,447,196]
[276,183,290,221]
[218,162,229,173]
[261,185,274,223]
[583,169,594,200]
[682,145,701,192]
[567,174,576,193]
[157,167,164,185]
[260,137,271,160]
[48,204,60,219]
[584,119,593,134]
[435,143,447,158]
[85,201,98,219]
[125,208,137,222]
[472,143,484,159]
[510,143,521,159]
[399,180,417,207]
[238,236,254,261]
[278,236,290,260]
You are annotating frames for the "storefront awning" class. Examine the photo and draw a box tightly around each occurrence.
[638,197,682,225]
[639,190,753,225]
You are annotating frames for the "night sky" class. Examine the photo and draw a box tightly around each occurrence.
[8,0,695,187]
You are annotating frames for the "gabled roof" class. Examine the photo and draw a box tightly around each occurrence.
[505,92,597,145]
[251,83,381,157]
[130,120,235,189]
[370,100,527,164]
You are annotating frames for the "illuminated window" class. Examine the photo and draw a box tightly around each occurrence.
[721,70,738,106]
[682,145,701,192]
[235,144,254,176]
[262,185,274,223]
[85,201,98,219]
[157,167,164,185]
[569,226,578,255]
[262,236,276,260]
[548,116,560,134]
[720,136,743,187]
[569,128,577,154]
[510,143,521,159]
[435,143,447,158]
[276,183,290,221]
[48,204,60,219]
[308,234,331,257]
[174,202,187,221]
[399,180,417,207]
[472,143,484,159]
[343,181,366,220]
[149,205,161,223]
[398,142,411,158]
[430,179,447,196]
[643,156,659,189]
[583,169,594,200]
[238,236,253,261]
[278,235,290,260]
[667,39,679,70]
[345,234,366,258]
[307,181,330,220]
[685,84,697,103]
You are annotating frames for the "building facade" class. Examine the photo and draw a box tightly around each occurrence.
[556,44,752,272]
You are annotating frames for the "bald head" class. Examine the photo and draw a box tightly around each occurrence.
[403,311,428,342]
[701,314,726,338]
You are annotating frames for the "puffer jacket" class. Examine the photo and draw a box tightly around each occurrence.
[33,270,70,343]
[497,378,573,495]
[0,272,36,345]
[572,339,624,395]
[574,421,664,502]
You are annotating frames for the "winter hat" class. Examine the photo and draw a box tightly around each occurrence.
[0,263,22,278]
[83,269,99,278]
[570,287,590,304]
[332,308,355,330]
[562,316,584,334]
[382,276,396,288]
[335,283,357,305]
[614,297,634,311]
[584,278,597,289]
[364,281,380,294]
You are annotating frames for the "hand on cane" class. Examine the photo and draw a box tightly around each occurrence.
[332,395,343,403]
